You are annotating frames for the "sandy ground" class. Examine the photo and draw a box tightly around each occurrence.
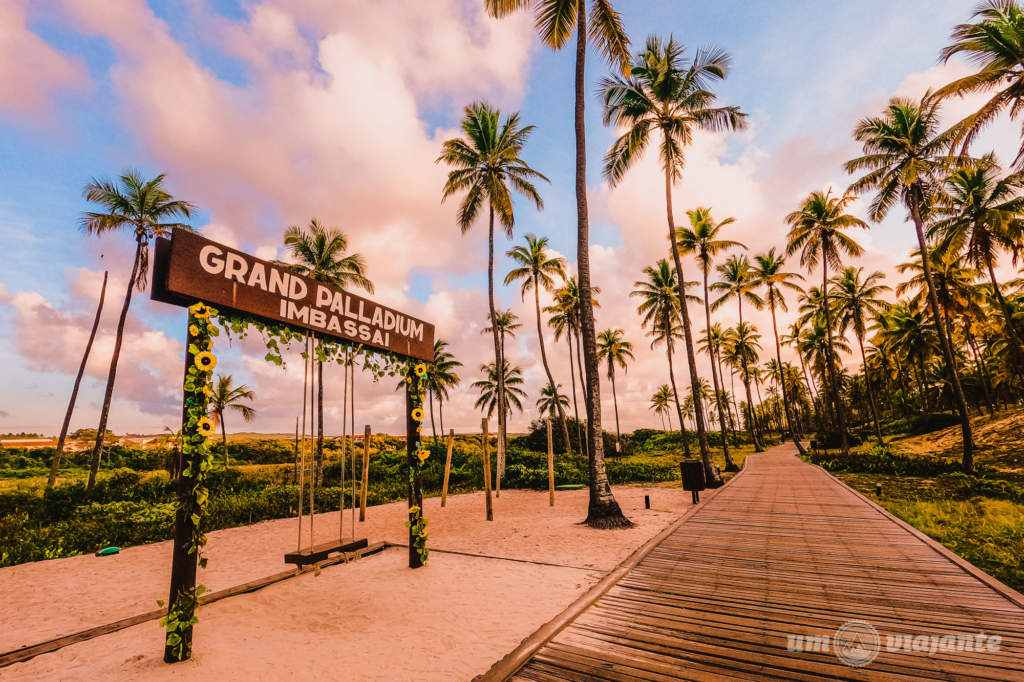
[2,484,704,680]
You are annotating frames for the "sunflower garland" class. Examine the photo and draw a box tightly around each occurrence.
[405,363,430,565]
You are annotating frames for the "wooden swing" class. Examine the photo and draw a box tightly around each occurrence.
[285,337,367,566]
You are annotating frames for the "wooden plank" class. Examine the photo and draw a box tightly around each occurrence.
[283,537,368,566]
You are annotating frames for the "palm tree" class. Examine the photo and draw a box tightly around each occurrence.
[602,36,746,487]
[426,340,462,445]
[846,94,976,470]
[537,383,570,423]
[751,249,807,454]
[876,303,940,406]
[546,277,600,453]
[937,1,1024,165]
[596,328,634,453]
[931,156,1024,348]
[486,0,632,530]
[785,188,866,455]
[831,267,890,445]
[677,207,744,470]
[283,218,373,482]
[722,323,764,451]
[505,234,572,449]
[698,323,740,439]
[438,101,547,490]
[650,384,675,431]
[472,360,527,419]
[81,170,195,489]
[208,375,256,467]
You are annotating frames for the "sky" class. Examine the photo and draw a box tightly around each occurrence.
[0,0,1019,437]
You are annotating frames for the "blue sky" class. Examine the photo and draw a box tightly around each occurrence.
[0,1,1011,435]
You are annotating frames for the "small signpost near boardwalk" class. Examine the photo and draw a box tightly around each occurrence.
[151,230,434,663]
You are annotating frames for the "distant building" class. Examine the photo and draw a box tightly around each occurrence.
[118,436,159,448]
[0,438,57,449]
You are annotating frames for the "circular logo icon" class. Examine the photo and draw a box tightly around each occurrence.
[833,620,880,668]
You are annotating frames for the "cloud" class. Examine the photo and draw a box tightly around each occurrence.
[0,0,88,125]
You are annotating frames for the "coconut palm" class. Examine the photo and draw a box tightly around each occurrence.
[602,35,746,487]
[546,277,600,453]
[677,207,744,470]
[931,156,1024,348]
[426,340,462,445]
[650,384,676,431]
[711,255,764,322]
[208,375,256,468]
[472,360,527,419]
[438,101,547,487]
[785,188,866,455]
[876,303,941,406]
[631,260,693,457]
[596,328,634,452]
[486,0,632,530]
[751,249,807,453]
[81,170,195,489]
[937,1,1024,165]
[283,218,373,482]
[721,323,764,451]
[831,267,891,445]
[698,322,740,438]
[537,382,571,423]
[505,234,572,449]
[845,94,976,469]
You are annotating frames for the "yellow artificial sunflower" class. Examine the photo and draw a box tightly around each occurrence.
[206,324,217,335]
[202,384,213,398]
[197,417,215,437]
[203,339,214,351]
[189,302,211,319]
[414,363,427,377]
[188,324,200,337]
[417,449,429,463]
[411,407,424,421]
[408,505,421,515]
[194,351,217,371]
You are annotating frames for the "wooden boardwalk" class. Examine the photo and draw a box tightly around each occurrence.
[485,445,1024,681]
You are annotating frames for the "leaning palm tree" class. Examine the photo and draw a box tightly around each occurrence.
[426,340,462,445]
[505,234,572,449]
[677,207,744,470]
[596,328,634,453]
[438,101,547,490]
[283,218,373,481]
[785,188,866,455]
[650,384,676,431]
[486,0,632,530]
[831,267,891,446]
[81,170,195,489]
[751,249,807,454]
[931,155,1024,348]
[208,375,256,468]
[845,94,976,470]
[937,0,1024,165]
[602,35,746,487]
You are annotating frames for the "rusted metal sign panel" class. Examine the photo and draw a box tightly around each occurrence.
[151,230,434,361]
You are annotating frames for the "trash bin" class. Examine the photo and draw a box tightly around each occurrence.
[680,460,706,503]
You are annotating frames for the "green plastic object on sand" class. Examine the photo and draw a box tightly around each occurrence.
[96,546,120,557]
[554,484,585,490]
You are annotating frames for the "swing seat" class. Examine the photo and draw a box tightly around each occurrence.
[284,537,369,566]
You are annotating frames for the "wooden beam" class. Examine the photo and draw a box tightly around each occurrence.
[547,418,554,507]
[359,425,370,522]
[406,373,423,569]
[441,428,455,507]
[481,418,493,521]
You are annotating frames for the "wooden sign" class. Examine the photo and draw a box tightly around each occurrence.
[151,230,435,361]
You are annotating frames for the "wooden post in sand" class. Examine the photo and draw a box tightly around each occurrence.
[406,377,423,569]
[547,418,555,507]
[481,418,493,521]
[441,429,455,507]
[359,425,370,522]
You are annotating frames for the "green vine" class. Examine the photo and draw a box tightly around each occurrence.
[406,362,429,564]
[160,301,219,661]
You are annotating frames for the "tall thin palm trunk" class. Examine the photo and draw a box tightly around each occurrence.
[966,334,996,415]
[819,258,850,455]
[486,205,507,486]
[701,267,736,469]
[573,323,589,452]
[221,417,229,467]
[768,297,806,455]
[988,263,1024,349]
[567,333,582,451]
[316,338,324,485]
[88,240,143,489]
[609,361,622,453]
[856,333,885,446]
[574,4,628,527]
[49,271,108,488]
[429,390,438,445]
[664,331,692,458]
[533,275,573,450]
[664,172,718,485]
[909,191,973,470]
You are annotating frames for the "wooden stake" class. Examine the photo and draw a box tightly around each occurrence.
[547,418,555,507]
[481,418,493,521]
[359,425,370,521]
[441,428,455,507]
[406,373,424,568]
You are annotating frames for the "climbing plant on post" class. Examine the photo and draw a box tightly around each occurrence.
[406,362,429,568]
[162,301,219,663]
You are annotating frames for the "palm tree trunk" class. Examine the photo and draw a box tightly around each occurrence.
[967,333,996,415]
[574,5,629,528]
[88,240,143,489]
[702,267,737,469]
[740,368,763,452]
[429,390,438,446]
[316,343,324,486]
[768,296,806,455]
[820,258,851,455]
[856,333,885,446]
[439,397,445,437]
[567,333,582,452]
[486,204,507,489]
[221,416,229,467]
[989,263,1024,349]
[665,337,692,458]
[664,171,719,485]
[909,191,974,471]
[609,363,622,454]
[573,323,589,453]
[534,281,573,451]
[49,271,107,488]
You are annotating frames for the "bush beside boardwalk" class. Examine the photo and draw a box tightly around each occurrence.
[0,425,756,567]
